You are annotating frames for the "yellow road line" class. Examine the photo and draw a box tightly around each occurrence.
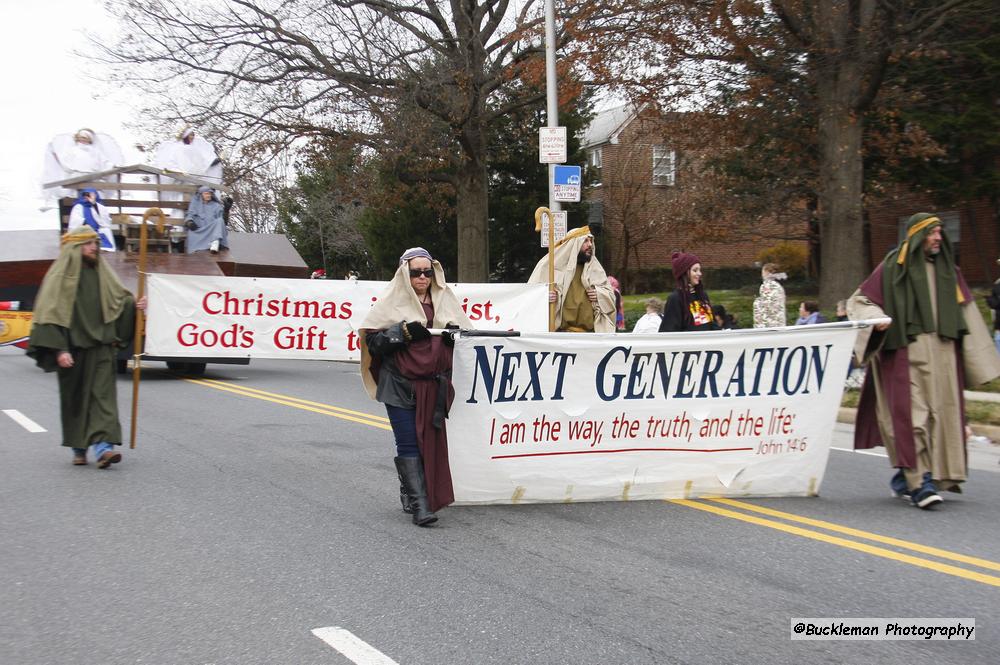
[669,499,1000,588]
[182,377,391,430]
[180,375,1000,586]
[194,377,390,422]
[711,498,1000,572]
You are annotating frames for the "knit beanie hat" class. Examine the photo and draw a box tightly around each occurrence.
[671,251,700,285]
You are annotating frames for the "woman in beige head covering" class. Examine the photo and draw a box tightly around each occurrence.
[360,248,471,526]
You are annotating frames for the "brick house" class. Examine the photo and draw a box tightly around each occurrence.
[582,105,1000,291]
[580,104,808,292]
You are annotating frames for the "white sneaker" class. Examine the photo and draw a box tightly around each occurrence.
[210,240,220,254]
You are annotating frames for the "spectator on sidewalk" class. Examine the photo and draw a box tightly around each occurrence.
[752,263,786,327]
[659,251,717,332]
[986,259,1000,355]
[631,297,664,334]
[795,300,825,325]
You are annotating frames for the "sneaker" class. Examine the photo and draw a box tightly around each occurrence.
[890,469,910,499]
[911,473,943,509]
[209,239,220,254]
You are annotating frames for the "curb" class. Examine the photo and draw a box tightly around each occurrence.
[837,407,1000,441]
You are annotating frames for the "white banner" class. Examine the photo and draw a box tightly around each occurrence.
[447,324,860,503]
[145,275,548,360]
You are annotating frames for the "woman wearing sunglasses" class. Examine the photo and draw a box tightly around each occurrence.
[360,248,471,526]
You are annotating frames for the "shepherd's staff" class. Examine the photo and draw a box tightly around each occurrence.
[534,206,556,332]
[129,207,167,448]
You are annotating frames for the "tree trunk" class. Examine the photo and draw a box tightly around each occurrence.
[816,78,867,308]
[455,161,490,282]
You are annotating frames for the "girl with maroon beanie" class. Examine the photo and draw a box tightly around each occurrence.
[659,251,717,332]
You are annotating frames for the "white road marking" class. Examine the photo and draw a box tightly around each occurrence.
[2,409,46,433]
[311,627,400,665]
[831,445,887,457]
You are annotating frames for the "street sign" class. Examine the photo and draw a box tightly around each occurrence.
[538,127,567,163]
[540,211,567,247]
[553,165,582,202]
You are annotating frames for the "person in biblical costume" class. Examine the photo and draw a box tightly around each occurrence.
[659,251,717,332]
[752,263,787,328]
[67,188,116,252]
[360,248,471,526]
[527,226,616,332]
[41,128,124,204]
[184,186,228,254]
[153,127,223,217]
[848,213,1000,508]
[26,228,145,468]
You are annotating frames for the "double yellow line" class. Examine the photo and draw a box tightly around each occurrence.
[181,376,1000,587]
[671,498,1000,587]
[181,376,391,430]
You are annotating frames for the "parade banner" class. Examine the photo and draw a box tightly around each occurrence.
[447,324,860,503]
[0,311,33,349]
[144,274,548,360]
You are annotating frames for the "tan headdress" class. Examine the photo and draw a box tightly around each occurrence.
[33,227,130,328]
[358,249,471,398]
[527,226,616,332]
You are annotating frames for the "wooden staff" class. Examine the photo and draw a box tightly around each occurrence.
[534,207,556,332]
[129,207,166,448]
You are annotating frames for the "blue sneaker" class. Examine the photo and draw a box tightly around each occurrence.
[890,470,910,499]
[911,472,943,509]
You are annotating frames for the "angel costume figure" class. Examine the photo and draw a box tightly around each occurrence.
[41,129,124,203]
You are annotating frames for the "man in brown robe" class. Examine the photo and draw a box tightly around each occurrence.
[528,226,616,332]
[27,227,144,468]
[848,213,1000,508]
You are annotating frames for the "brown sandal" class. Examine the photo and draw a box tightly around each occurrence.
[72,457,87,466]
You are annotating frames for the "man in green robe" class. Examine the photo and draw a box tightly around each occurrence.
[849,213,1000,508]
[27,227,144,468]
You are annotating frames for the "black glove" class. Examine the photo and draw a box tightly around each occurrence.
[443,323,460,347]
[405,320,431,342]
[185,220,197,230]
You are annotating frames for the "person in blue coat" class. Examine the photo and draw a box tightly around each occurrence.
[184,186,228,254]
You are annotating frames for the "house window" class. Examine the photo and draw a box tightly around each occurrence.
[896,210,960,262]
[652,146,675,186]
[587,147,602,185]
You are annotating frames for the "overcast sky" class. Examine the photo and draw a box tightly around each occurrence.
[0,0,143,231]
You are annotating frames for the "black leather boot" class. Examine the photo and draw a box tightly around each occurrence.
[394,456,438,526]
[396,466,415,514]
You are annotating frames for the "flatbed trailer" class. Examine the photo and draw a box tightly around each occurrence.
[3,165,309,372]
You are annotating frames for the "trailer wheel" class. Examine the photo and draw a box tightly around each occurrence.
[116,358,128,374]
[166,361,185,372]
[186,362,207,376]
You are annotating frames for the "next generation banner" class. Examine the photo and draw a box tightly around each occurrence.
[446,324,860,503]
[144,274,549,361]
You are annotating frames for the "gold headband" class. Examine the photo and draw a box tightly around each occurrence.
[555,225,592,248]
[61,227,98,246]
[896,217,941,265]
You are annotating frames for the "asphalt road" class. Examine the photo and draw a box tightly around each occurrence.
[1,348,998,665]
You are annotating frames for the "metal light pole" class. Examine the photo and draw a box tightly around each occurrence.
[544,0,561,214]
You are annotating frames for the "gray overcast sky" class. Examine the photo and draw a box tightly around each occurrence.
[0,0,142,231]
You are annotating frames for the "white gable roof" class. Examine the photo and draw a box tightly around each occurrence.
[579,104,636,149]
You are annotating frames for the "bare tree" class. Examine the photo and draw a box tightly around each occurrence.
[98,0,555,281]
[570,0,984,305]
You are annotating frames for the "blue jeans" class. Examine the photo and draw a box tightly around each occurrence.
[994,330,1000,356]
[72,441,114,460]
[385,405,420,458]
